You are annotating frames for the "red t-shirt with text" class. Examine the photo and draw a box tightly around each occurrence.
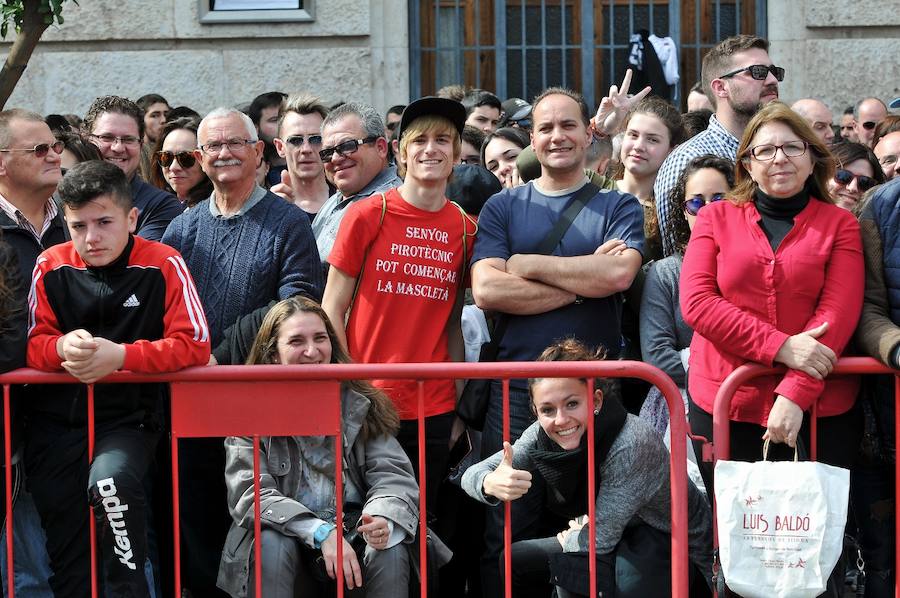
[328,188,476,419]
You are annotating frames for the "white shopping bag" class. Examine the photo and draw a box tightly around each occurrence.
[714,443,849,598]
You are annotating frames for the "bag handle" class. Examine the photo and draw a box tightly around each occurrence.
[762,439,799,462]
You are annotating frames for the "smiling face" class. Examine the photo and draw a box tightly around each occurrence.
[620,112,673,180]
[483,137,522,181]
[161,128,205,199]
[828,157,875,211]
[90,112,143,179]
[321,114,387,197]
[874,131,900,180]
[65,194,137,267]
[530,94,591,176]
[275,311,333,365]
[400,124,457,183]
[197,113,263,189]
[531,378,601,450]
[745,121,814,198]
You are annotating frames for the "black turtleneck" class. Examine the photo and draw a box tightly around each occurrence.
[754,186,810,251]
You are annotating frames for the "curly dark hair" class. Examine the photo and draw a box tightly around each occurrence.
[83,95,144,140]
[667,154,736,254]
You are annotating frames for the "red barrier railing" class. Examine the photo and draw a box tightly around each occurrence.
[0,360,692,597]
[711,357,899,597]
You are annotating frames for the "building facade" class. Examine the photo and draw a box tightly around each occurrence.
[1,0,897,119]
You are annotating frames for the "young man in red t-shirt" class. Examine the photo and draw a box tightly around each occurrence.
[323,97,475,508]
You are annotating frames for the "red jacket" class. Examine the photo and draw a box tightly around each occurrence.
[27,235,210,425]
[680,198,863,425]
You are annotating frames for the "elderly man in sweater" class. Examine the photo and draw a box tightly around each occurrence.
[162,106,322,597]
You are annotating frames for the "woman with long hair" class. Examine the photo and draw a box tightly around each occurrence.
[827,141,884,212]
[218,297,420,598]
[149,117,213,207]
[462,339,712,598]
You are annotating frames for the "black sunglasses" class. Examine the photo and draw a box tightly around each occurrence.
[318,136,378,162]
[0,140,64,158]
[157,150,197,169]
[683,194,725,216]
[284,134,323,148]
[834,169,877,192]
[861,121,878,131]
[719,64,785,82]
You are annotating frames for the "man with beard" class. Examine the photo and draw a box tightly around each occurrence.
[654,34,782,255]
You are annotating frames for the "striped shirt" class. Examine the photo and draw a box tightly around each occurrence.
[653,114,739,256]
[0,193,58,242]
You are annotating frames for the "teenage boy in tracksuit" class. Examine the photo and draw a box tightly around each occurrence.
[26,160,210,597]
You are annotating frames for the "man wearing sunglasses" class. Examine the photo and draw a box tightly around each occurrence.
[271,93,333,220]
[311,102,402,266]
[853,97,889,148]
[0,109,68,596]
[84,96,183,242]
[655,34,782,256]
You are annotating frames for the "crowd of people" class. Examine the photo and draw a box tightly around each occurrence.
[0,30,897,598]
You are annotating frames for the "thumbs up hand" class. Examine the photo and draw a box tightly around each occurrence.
[482,442,532,502]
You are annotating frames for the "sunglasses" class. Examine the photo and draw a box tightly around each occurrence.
[719,64,785,82]
[861,121,878,131]
[684,194,725,216]
[284,134,323,148]
[834,169,878,192]
[318,136,378,162]
[157,150,197,169]
[0,140,64,158]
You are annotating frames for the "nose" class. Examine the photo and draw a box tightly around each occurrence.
[846,177,860,193]
[763,69,779,86]
[824,128,834,143]
[84,225,100,245]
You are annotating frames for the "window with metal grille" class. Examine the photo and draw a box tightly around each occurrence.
[410,0,766,110]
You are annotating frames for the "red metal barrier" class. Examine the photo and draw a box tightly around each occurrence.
[0,360,692,597]
[711,357,899,597]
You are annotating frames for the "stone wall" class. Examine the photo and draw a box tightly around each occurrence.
[768,0,900,116]
[0,0,410,117]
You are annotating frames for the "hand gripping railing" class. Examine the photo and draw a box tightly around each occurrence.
[711,357,899,598]
[0,360,691,597]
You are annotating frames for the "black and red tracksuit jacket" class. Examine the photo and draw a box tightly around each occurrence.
[27,235,210,426]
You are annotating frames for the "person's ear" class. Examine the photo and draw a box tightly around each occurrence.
[710,78,728,100]
[273,137,286,159]
[593,389,604,414]
[126,206,138,234]
[375,136,389,159]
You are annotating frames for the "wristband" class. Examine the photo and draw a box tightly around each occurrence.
[313,522,336,549]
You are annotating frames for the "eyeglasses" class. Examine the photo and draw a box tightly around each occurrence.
[157,150,197,169]
[199,138,256,155]
[746,141,808,161]
[719,64,785,82]
[683,194,726,216]
[89,134,141,147]
[861,121,878,131]
[318,136,378,162]
[834,169,878,192]
[0,140,64,158]
[283,134,323,148]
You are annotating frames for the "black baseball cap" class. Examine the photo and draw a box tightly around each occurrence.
[398,97,466,140]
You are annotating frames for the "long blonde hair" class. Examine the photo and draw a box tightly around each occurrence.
[246,297,400,439]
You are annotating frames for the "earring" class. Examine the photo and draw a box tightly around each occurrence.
[593,408,600,415]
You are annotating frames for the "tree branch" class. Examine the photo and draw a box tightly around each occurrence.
[0,0,52,109]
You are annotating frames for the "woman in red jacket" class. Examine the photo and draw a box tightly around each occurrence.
[680,102,863,488]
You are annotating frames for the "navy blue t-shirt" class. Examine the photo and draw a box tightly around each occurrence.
[472,180,644,372]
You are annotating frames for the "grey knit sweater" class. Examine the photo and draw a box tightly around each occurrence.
[162,190,323,345]
[640,255,693,387]
[462,415,712,575]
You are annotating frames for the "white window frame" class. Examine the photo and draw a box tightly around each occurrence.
[199,0,314,24]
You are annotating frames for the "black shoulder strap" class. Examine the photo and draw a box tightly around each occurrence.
[535,182,599,254]
[491,181,599,346]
